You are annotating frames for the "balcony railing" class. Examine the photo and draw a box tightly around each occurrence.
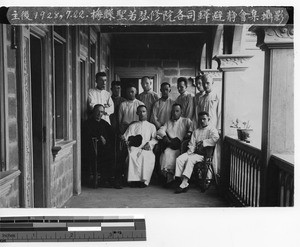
[266,155,294,206]
[223,136,262,206]
[222,137,294,207]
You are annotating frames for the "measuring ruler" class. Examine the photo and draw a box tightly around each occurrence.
[0,216,146,242]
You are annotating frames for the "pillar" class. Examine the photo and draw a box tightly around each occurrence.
[250,25,294,205]
[213,54,253,190]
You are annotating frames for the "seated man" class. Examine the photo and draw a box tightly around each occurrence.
[156,103,193,187]
[174,111,219,194]
[83,104,119,188]
[122,105,157,187]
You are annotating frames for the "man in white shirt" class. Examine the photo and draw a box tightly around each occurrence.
[88,72,114,124]
[174,111,219,193]
[118,85,144,134]
[175,77,194,119]
[151,82,175,130]
[156,103,193,187]
[194,74,221,130]
[122,105,157,187]
[137,76,159,121]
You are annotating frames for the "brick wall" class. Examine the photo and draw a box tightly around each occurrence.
[50,148,74,207]
[1,25,20,208]
[0,177,19,207]
[6,26,19,171]
[115,58,197,100]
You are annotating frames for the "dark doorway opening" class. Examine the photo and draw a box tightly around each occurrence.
[30,34,45,207]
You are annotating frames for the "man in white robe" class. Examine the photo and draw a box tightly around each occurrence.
[137,76,159,121]
[122,105,157,187]
[174,111,219,193]
[157,103,193,186]
[88,72,114,124]
[175,77,194,119]
[151,82,175,129]
[118,85,144,134]
[195,74,221,130]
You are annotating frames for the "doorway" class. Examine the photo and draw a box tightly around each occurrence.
[30,34,45,207]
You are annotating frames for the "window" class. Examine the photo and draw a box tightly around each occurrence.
[53,27,67,141]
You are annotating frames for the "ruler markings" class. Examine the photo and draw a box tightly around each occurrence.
[0,217,146,242]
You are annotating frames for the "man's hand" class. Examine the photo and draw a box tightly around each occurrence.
[162,135,171,145]
[184,132,192,140]
[155,122,162,129]
[197,140,203,149]
[142,142,151,151]
[100,136,106,145]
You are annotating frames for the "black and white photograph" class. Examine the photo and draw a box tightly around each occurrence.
[0,1,298,246]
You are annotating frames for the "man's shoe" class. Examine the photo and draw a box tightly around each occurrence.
[113,182,123,189]
[99,181,113,188]
[174,186,189,194]
[138,182,147,188]
[129,182,137,188]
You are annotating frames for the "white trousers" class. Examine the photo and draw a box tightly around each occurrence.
[160,148,180,175]
[175,152,204,179]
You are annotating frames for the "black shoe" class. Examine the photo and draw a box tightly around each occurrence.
[113,182,123,189]
[174,186,189,194]
[99,180,113,188]
[129,182,137,188]
[163,180,174,189]
[138,182,147,188]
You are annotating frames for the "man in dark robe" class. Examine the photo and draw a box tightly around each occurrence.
[83,104,120,188]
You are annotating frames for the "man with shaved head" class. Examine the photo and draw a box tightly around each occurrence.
[122,105,157,187]
[118,84,144,134]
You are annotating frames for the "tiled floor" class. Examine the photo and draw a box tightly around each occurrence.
[64,184,229,208]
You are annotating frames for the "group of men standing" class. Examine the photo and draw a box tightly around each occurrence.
[84,71,221,194]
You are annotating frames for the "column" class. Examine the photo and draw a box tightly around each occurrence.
[250,25,294,205]
[213,54,253,190]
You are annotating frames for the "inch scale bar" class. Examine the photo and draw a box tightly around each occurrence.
[0,216,146,242]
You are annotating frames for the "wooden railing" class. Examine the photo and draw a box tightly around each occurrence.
[266,155,294,206]
[223,137,262,207]
[222,137,294,207]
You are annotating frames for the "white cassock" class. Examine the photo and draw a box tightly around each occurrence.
[123,121,158,185]
[118,99,145,126]
[88,88,114,124]
[175,125,219,180]
[157,117,193,175]
[175,92,194,119]
[195,91,221,174]
[137,91,159,121]
[150,98,175,129]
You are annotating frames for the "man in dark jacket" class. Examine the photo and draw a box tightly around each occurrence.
[83,104,121,188]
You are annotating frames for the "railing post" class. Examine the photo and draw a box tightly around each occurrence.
[249,25,294,206]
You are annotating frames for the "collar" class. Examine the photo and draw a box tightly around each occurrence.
[172,117,181,122]
[180,91,188,96]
